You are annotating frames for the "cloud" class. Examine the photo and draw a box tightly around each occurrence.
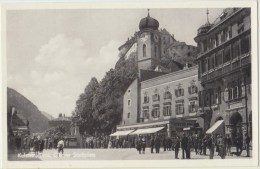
[8,33,121,117]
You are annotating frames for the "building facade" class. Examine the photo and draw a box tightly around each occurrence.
[111,10,202,139]
[194,8,251,140]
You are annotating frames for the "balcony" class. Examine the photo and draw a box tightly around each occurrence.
[200,52,250,83]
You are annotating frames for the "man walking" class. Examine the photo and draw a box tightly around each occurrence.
[208,134,215,159]
[245,133,251,157]
[181,133,188,159]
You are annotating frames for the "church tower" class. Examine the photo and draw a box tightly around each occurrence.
[137,10,161,70]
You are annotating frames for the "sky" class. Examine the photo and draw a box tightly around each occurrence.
[7,8,224,118]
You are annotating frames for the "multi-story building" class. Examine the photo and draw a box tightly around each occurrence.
[194,8,251,140]
[111,11,202,139]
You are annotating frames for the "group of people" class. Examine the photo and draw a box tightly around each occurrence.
[132,132,251,159]
[85,136,109,149]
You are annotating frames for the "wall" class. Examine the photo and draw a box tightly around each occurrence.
[140,66,201,122]
[122,79,139,125]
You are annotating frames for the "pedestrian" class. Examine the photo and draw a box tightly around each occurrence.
[163,137,167,151]
[193,135,198,155]
[225,134,232,156]
[208,134,215,159]
[136,137,142,154]
[217,135,225,159]
[167,137,173,151]
[15,134,22,154]
[181,133,188,159]
[141,137,146,154]
[186,135,192,159]
[245,133,251,157]
[154,135,161,154]
[174,136,180,159]
[198,137,202,155]
[235,135,243,156]
[40,139,44,153]
[33,137,39,156]
[57,138,65,157]
[150,136,155,153]
[202,135,207,155]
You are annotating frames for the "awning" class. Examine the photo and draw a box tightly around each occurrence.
[129,127,165,135]
[110,130,134,137]
[206,120,224,134]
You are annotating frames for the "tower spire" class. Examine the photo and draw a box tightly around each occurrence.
[206,8,210,24]
[148,9,150,17]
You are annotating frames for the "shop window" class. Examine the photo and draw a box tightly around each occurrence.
[223,45,231,63]
[240,35,250,55]
[163,105,171,116]
[176,103,184,115]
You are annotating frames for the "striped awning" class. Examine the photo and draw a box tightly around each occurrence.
[110,130,134,137]
[129,127,165,135]
[206,120,224,134]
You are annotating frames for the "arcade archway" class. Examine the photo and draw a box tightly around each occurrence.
[229,112,243,140]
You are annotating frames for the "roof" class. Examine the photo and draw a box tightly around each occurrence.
[139,69,167,82]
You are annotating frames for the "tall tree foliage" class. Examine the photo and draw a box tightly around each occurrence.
[73,55,138,136]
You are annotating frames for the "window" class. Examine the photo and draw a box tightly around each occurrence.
[176,103,184,115]
[163,37,166,44]
[215,50,223,67]
[188,85,198,94]
[128,89,131,93]
[143,108,149,119]
[237,18,244,34]
[203,40,207,52]
[175,88,184,97]
[143,44,146,57]
[228,79,242,100]
[128,99,131,106]
[164,91,172,100]
[202,58,208,73]
[144,95,149,103]
[127,113,131,118]
[152,94,160,101]
[189,101,197,113]
[227,26,232,40]
[223,45,231,63]
[208,54,215,70]
[232,40,240,59]
[163,105,171,116]
[215,87,222,105]
[152,106,160,118]
[241,35,250,55]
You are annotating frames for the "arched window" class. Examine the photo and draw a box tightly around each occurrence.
[143,44,146,57]
[127,113,131,118]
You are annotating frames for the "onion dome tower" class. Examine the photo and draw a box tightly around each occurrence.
[197,9,213,35]
[139,9,159,30]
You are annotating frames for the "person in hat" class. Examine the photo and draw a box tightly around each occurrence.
[181,133,188,159]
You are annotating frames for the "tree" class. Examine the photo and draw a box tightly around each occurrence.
[73,77,99,135]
